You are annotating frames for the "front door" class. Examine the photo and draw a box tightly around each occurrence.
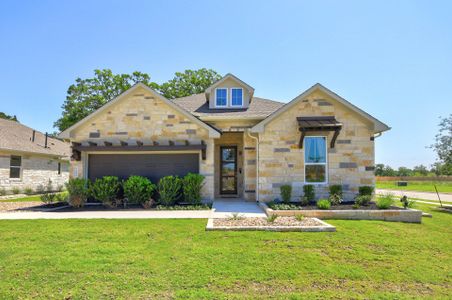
[220,146,237,195]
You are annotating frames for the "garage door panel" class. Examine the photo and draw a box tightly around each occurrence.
[88,154,199,183]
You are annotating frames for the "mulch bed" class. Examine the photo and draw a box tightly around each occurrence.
[213,216,323,227]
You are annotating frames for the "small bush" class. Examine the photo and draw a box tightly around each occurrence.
[267,214,278,223]
[156,204,211,211]
[55,192,68,203]
[376,194,394,209]
[295,214,304,221]
[280,185,292,204]
[65,178,90,208]
[158,176,182,206]
[400,195,415,209]
[12,187,20,194]
[317,199,331,210]
[90,176,120,207]
[303,185,315,203]
[268,202,301,210]
[300,196,310,206]
[123,176,156,205]
[352,203,360,209]
[359,186,374,196]
[329,185,343,197]
[24,187,34,195]
[182,173,205,204]
[40,192,56,204]
[355,195,372,206]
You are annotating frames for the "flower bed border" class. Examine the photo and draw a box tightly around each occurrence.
[205,218,336,232]
[259,202,422,223]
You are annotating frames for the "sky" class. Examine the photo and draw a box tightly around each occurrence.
[0,0,451,168]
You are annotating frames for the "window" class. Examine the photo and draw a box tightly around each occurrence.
[231,88,243,106]
[215,88,227,107]
[304,137,327,183]
[9,155,22,179]
[58,162,61,175]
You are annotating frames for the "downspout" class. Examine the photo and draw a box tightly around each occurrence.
[246,129,260,202]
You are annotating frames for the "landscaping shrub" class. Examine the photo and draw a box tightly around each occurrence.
[123,176,156,206]
[267,202,301,210]
[12,187,20,194]
[303,184,315,204]
[267,214,277,223]
[158,176,182,206]
[90,176,120,207]
[40,192,56,204]
[359,186,374,196]
[317,199,331,209]
[280,185,292,204]
[295,214,304,221]
[329,185,343,205]
[355,195,372,207]
[376,194,394,209]
[24,187,34,195]
[155,204,212,211]
[182,173,205,204]
[65,178,90,208]
[400,195,415,209]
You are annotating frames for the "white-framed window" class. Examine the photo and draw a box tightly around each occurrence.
[9,155,22,179]
[304,136,327,184]
[215,88,228,107]
[231,88,243,106]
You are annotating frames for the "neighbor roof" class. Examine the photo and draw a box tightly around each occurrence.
[251,83,391,134]
[58,83,222,139]
[0,118,70,158]
[172,93,285,119]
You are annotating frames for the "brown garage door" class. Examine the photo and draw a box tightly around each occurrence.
[88,153,199,183]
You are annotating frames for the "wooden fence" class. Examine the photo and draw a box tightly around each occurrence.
[376,176,452,182]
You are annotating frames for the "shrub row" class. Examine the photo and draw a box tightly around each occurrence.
[65,173,205,208]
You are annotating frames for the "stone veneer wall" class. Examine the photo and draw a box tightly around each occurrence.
[0,150,69,193]
[70,86,215,200]
[257,90,375,202]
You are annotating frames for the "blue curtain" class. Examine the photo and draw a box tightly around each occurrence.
[305,137,326,163]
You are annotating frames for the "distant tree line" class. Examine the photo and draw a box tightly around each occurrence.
[0,112,18,122]
[374,164,446,177]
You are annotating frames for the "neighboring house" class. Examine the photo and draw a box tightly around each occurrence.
[0,118,70,193]
[59,74,390,202]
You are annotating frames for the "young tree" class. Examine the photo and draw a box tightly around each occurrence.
[54,69,159,132]
[374,164,385,176]
[0,112,18,122]
[429,115,452,175]
[159,68,222,99]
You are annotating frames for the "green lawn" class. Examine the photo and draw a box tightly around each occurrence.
[0,204,450,299]
[376,181,452,193]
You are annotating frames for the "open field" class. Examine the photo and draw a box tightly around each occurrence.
[0,203,450,299]
[376,181,452,193]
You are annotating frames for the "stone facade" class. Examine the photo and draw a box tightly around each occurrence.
[70,86,215,200]
[0,150,69,193]
[257,89,375,202]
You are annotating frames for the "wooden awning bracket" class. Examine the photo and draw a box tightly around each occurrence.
[297,116,342,149]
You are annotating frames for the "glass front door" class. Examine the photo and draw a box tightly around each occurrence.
[220,146,237,194]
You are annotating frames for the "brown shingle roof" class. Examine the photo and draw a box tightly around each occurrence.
[171,93,285,119]
[0,118,70,158]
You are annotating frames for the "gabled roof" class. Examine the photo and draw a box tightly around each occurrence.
[172,93,284,119]
[0,118,70,158]
[205,73,255,101]
[58,83,221,139]
[251,83,391,134]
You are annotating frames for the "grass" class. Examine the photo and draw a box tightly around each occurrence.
[0,203,450,299]
[376,181,452,193]
[0,192,67,202]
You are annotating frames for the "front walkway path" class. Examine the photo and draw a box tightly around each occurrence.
[376,189,452,203]
[212,200,266,218]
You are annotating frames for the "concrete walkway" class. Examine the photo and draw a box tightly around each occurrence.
[376,189,452,203]
[212,200,266,218]
[0,200,266,220]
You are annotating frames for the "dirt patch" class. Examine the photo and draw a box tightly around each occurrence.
[0,202,43,212]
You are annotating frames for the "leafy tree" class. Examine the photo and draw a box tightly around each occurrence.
[429,115,452,175]
[0,112,18,122]
[397,167,413,177]
[159,68,222,99]
[383,165,397,177]
[374,164,385,176]
[413,164,428,176]
[54,69,159,132]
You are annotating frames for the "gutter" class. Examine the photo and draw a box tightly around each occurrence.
[246,129,260,202]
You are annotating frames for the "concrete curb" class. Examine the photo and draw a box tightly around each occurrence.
[205,217,336,232]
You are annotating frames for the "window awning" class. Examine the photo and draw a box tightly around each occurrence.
[297,116,342,148]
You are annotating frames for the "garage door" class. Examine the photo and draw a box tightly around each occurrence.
[88,153,199,183]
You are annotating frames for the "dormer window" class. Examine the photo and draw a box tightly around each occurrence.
[215,88,227,107]
[231,88,243,107]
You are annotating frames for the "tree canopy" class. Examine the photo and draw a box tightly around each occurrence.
[0,112,18,122]
[54,68,221,132]
[429,115,452,175]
